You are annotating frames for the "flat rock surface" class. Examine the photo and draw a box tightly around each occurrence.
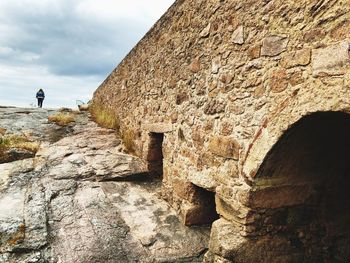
[0,107,209,263]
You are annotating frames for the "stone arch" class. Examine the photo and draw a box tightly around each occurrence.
[241,88,349,183]
[246,111,350,261]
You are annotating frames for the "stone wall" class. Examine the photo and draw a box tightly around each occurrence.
[92,0,350,261]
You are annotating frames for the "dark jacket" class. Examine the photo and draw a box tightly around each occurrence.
[36,90,45,99]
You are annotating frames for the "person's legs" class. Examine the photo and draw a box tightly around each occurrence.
[38,98,43,108]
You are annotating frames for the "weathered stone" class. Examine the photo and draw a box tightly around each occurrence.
[312,41,350,77]
[231,26,244,45]
[261,35,289,57]
[208,136,240,159]
[204,100,226,115]
[191,126,205,149]
[208,219,245,259]
[281,48,311,68]
[197,152,221,169]
[253,85,265,98]
[330,20,350,40]
[189,56,201,73]
[219,74,233,84]
[142,122,174,133]
[248,185,313,209]
[215,195,251,223]
[212,57,221,73]
[200,23,211,38]
[247,45,261,59]
[288,71,304,86]
[303,28,326,43]
[220,122,234,136]
[173,178,200,203]
[269,68,288,93]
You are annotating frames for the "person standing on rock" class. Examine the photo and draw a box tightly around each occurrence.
[36,89,45,108]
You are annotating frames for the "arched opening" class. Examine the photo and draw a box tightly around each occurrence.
[250,111,350,261]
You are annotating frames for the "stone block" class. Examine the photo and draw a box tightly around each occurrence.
[200,23,211,38]
[303,28,326,43]
[209,219,303,262]
[209,218,245,259]
[215,195,250,223]
[180,202,218,226]
[248,45,261,59]
[288,71,304,86]
[142,123,174,133]
[248,185,313,209]
[312,40,350,77]
[281,48,311,68]
[208,136,240,159]
[269,68,288,93]
[203,251,233,263]
[330,20,350,40]
[191,126,205,150]
[173,178,199,203]
[231,26,244,45]
[261,35,289,57]
[189,57,201,73]
[204,100,226,115]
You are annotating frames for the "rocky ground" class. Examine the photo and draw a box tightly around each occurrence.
[0,107,210,263]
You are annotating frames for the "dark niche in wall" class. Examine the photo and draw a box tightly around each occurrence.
[252,111,350,262]
[147,132,164,178]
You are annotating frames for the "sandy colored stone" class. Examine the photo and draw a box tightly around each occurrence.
[312,40,350,77]
[281,48,311,68]
[261,35,289,57]
[231,25,244,45]
[189,56,201,73]
[200,23,211,38]
[330,20,350,40]
[208,136,240,159]
[248,45,261,59]
[269,68,288,93]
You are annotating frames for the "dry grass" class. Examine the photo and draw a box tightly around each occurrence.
[89,103,120,130]
[48,112,75,126]
[90,103,137,154]
[0,135,40,155]
[122,129,136,154]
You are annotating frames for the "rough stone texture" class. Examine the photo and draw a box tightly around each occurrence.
[231,26,244,45]
[261,35,289,57]
[0,108,209,263]
[312,40,350,76]
[208,136,240,160]
[92,0,350,261]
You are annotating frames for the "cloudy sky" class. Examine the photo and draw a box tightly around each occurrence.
[0,0,174,108]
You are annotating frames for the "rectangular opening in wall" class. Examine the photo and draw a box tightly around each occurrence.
[147,132,164,178]
[183,185,220,226]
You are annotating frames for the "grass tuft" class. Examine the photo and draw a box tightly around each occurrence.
[89,103,120,131]
[0,134,40,161]
[122,129,136,154]
[48,113,75,126]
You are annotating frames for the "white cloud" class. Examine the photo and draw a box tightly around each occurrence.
[76,0,173,22]
[0,0,175,108]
